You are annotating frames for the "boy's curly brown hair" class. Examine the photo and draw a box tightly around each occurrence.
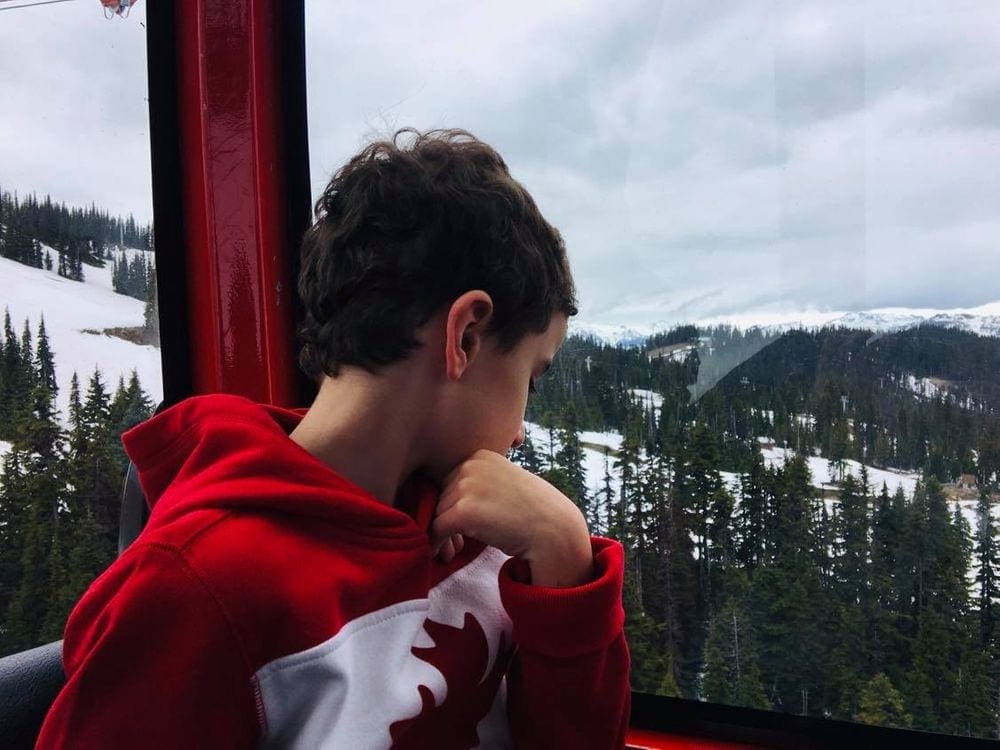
[297,128,578,378]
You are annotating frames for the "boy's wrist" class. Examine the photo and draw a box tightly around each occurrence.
[523,512,594,588]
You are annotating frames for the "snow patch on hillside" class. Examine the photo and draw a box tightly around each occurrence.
[629,388,663,412]
[0,254,163,424]
[525,418,993,586]
[759,445,920,498]
[903,374,943,399]
[525,421,622,520]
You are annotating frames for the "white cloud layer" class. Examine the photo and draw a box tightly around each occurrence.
[1,1,998,329]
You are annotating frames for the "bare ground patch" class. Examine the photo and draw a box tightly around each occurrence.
[81,326,159,347]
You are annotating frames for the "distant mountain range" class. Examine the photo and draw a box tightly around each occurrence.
[571,301,1000,346]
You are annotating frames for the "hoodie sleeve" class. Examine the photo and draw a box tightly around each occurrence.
[498,536,631,749]
[36,543,259,749]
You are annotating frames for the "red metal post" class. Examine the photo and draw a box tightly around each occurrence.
[173,0,303,406]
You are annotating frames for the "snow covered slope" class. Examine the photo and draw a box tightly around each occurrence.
[757,445,920,498]
[568,321,661,347]
[523,417,981,539]
[0,253,162,424]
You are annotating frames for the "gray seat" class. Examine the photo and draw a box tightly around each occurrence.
[0,458,149,747]
[0,640,64,750]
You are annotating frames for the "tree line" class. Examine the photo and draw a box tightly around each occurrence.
[1,188,156,288]
[0,188,150,255]
[0,311,153,656]
[111,250,152,302]
[529,328,1000,486]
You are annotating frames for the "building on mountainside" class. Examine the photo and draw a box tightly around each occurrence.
[944,473,981,501]
[646,342,695,362]
[956,473,978,490]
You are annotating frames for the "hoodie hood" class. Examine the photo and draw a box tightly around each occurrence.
[121,393,436,541]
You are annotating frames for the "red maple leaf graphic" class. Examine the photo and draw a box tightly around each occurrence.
[389,612,512,749]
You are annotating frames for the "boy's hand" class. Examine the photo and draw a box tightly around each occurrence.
[430,450,594,588]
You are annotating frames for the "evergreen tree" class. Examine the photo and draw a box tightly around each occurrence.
[752,456,827,714]
[855,672,912,728]
[975,484,998,649]
[623,563,669,694]
[701,595,770,710]
[143,258,159,339]
[554,402,588,516]
[613,413,642,544]
[681,422,723,615]
[0,449,27,650]
[3,378,64,653]
[833,474,870,607]
[736,445,768,571]
[663,429,701,695]
[870,484,905,675]
[942,641,994,737]
[34,316,57,395]
[73,368,121,561]
[508,429,543,475]
[592,446,615,535]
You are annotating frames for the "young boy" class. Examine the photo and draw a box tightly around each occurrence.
[38,129,630,748]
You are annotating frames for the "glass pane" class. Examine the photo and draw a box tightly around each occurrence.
[0,1,160,656]
[306,1,1000,737]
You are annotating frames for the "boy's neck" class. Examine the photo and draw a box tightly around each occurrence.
[289,366,432,506]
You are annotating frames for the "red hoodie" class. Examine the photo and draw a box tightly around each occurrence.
[37,394,630,748]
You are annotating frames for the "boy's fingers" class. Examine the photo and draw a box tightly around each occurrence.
[430,505,471,550]
[438,537,455,563]
[452,533,464,555]
[434,483,461,518]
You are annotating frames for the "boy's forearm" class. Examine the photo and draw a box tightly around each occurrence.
[500,537,631,748]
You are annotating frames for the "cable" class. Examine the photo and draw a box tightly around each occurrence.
[0,0,77,11]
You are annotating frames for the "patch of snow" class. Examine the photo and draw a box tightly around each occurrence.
[759,445,920,498]
[0,255,163,425]
[903,374,942,399]
[629,388,664,412]
[720,470,742,498]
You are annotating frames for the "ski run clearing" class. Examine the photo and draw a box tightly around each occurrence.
[0,251,163,425]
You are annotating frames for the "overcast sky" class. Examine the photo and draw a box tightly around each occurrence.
[2,1,998,328]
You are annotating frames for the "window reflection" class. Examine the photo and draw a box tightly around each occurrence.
[306,1,1000,737]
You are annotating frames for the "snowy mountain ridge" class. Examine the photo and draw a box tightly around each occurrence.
[570,300,1000,346]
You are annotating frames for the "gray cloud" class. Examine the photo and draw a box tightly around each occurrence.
[0,2,150,223]
[2,1,998,329]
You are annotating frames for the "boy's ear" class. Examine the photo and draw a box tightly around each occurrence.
[444,290,494,381]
